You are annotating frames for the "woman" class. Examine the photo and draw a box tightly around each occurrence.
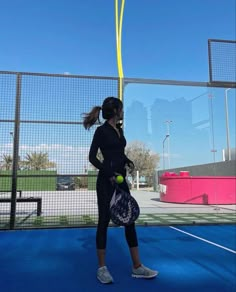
[83,97,158,284]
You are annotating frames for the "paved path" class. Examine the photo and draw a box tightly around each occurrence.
[1,190,235,217]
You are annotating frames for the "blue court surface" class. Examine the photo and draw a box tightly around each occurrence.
[0,225,235,292]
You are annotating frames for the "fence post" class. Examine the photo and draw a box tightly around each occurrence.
[10,73,22,229]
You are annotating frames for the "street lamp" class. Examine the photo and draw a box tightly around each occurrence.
[225,88,232,160]
[163,134,170,170]
[165,120,172,168]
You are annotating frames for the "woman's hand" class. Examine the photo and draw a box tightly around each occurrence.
[110,172,122,185]
[109,176,116,185]
[126,160,135,173]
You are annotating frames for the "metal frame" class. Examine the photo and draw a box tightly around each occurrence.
[208,39,236,88]
[124,77,236,88]
[9,74,22,229]
[1,70,235,230]
[0,70,118,80]
[0,71,119,229]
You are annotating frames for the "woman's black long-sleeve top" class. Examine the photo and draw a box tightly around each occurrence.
[89,121,130,178]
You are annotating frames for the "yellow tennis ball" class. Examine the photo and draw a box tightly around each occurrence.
[116,175,124,184]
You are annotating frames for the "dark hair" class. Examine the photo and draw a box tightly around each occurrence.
[83,106,102,130]
[83,97,123,130]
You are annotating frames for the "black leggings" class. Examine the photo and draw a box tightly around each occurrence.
[96,172,138,249]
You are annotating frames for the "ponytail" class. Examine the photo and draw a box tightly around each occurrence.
[83,106,102,130]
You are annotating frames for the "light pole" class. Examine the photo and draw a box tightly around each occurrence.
[225,88,232,160]
[165,120,172,168]
[163,134,169,170]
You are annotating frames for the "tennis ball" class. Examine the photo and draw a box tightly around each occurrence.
[116,175,124,184]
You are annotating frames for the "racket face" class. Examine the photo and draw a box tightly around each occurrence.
[110,187,140,226]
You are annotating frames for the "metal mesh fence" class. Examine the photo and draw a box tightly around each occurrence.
[0,72,118,229]
[208,39,236,85]
[1,71,235,230]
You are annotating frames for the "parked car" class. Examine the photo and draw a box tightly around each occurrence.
[56,176,75,191]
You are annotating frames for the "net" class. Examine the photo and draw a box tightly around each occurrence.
[208,39,236,85]
[0,72,118,229]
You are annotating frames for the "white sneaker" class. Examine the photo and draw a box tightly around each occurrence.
[97,266,114,284]
[132,264,158,279]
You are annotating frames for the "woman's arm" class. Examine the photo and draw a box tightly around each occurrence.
[119,127,135,173]
[89,128,114,178]
[124,155,135,173]
[89,128,103,170]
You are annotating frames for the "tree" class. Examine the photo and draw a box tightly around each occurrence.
[125,141,160,187]
[0,154,13,170]
[22,152,56,171]
[0,154,25,170]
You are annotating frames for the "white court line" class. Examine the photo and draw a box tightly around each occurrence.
[170,226,236,254]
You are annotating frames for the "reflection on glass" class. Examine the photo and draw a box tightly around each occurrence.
[124,84,236,169]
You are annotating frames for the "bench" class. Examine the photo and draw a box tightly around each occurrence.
[0,190,22,198]
[0,194,42,216]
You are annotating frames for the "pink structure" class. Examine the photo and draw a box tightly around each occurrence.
[160,171,236,205]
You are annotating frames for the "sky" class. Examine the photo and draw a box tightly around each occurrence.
[0,0,235,173]
[0,0,235,80]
